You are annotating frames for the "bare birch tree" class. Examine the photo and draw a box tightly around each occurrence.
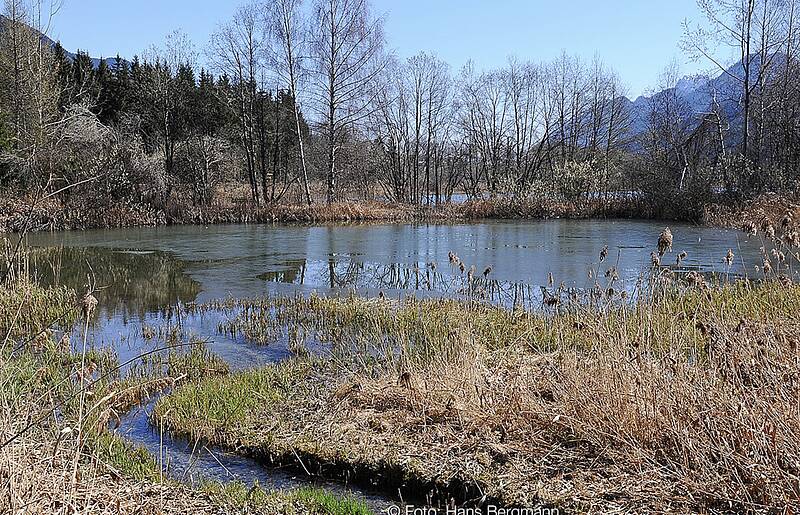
[308,0,386,203]
[270,0,312,204]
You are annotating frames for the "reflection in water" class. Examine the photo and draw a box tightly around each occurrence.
[27,246,201,319]
[257,259,307,284]
[23,220,778,309]
[257,257,557,309]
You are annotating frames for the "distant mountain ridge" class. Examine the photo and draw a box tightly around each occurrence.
[623,55,776,137]
[0,13,124,69]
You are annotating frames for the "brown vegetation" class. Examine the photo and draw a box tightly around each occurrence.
[1,184,658,232]
[156,277,800,513]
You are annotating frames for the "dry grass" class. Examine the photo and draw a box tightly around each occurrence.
[157,281,800,513]
[704,192,800,230]
[2,185,654,232]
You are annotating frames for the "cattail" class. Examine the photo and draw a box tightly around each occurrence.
[543,294,559,307]
[81,292,98,319]
[599,245,609,263]
[483,265,492,278]
[658,227,673,256]
[676,251,687,265]
[725,249,734,266]
[58,332,70,352]
[397,371,412,389]
[651,251,661,267]
[771,248,786,263]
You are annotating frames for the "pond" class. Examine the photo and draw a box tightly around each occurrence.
[18,219,777,509]
[24,219,768,308]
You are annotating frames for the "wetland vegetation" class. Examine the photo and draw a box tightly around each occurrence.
[3,214,799,513]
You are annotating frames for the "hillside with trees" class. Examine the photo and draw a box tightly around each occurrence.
[1,0,799,229]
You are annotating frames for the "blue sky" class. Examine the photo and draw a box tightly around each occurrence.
[51,0,714,98]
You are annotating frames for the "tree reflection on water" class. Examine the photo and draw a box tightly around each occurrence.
[28,246,201,319]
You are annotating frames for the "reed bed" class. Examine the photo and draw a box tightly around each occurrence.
[3,193,657,233]
[156,276,800,513]
[3,185,798,233]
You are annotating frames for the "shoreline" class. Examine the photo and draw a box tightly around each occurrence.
[2,193,790,233]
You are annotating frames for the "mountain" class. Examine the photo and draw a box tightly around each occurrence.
[0,14,124,69]
[624,55,774,137]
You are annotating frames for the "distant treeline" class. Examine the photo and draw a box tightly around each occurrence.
[1,0,799,221]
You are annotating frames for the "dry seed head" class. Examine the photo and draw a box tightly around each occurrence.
[771,248,786,263]
[483,265,492,278]
[548,271,554,285]
[676,251,688,265]
[459,262,465,273]
[651,251,661,267]
[782,212,793,228]
[658,228,673,256]
[599,245,609,263]
[725,249,734,266]
[81,292,98,319]
[58,332,70,352]
[686,271,701,287]
[764,223,776,240]
[397,371,412,389]
[763,259,773,275]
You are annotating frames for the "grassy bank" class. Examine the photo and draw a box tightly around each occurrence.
[0,281,372,514]
[155,280,800,513]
